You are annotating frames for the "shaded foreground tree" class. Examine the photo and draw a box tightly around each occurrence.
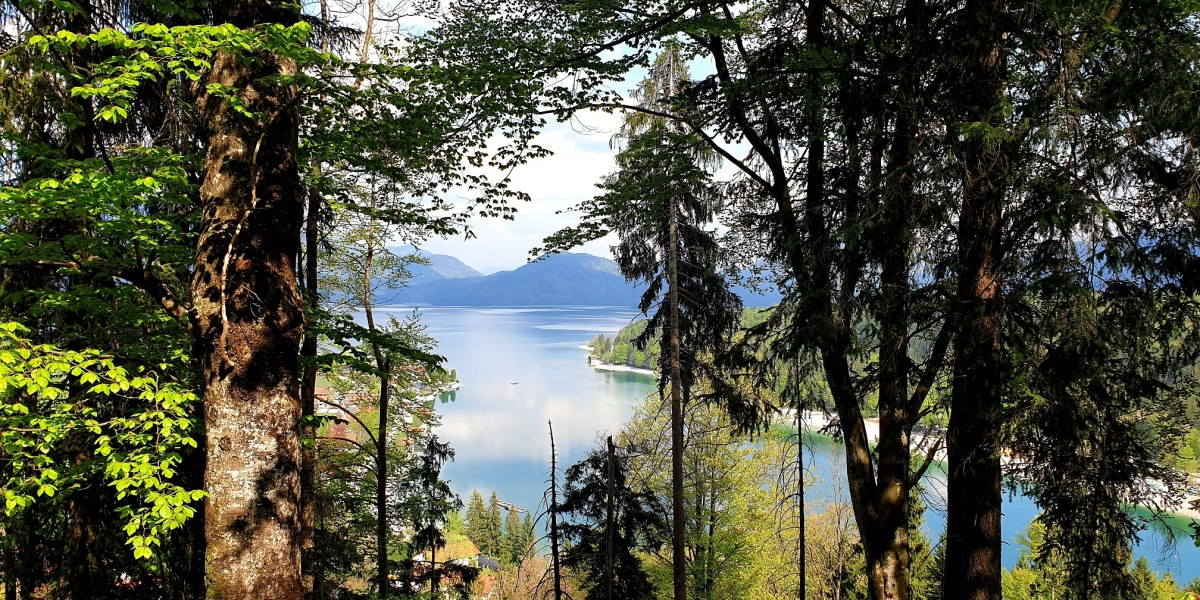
[939,3,1200,597]
[940,1,1008,596]
[1,0,546,595]
[0,1,207,596]
[191,1,308,596]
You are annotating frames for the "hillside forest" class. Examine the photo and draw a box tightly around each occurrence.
[1,0,1199,599]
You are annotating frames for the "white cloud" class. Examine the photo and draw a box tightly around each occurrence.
[421,110,624,271]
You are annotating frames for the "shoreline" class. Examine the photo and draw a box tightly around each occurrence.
[577,338,1200,522]
[581,346,658,378]
[775,409,1200,522]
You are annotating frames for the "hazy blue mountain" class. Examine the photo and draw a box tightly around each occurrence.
[385,252,642,306]
[387,246,484,286]
[380,252,781,308]
[733,280,782,308]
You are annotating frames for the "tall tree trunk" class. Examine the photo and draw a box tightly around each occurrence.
[943,1,1008,598]
[2,532,16,600]
[430,546,438,594]
[66,436,101,600]
[864,129,915,600]
[376,360,391,599]
[359,236,394,599]
[861,0,925,592]
[193,2,305,597]
[299,175,320,591]
[802,1,908,597]
[667,187,686,600]
[705,479,717,599]
[800,1,900,596]
[796,405,806,599]
[301,3,332,585]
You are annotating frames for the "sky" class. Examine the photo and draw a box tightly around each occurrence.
[417,109,628,274]
[353,5,701,275]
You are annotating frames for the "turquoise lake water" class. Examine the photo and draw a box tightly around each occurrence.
[376,305,1200,583]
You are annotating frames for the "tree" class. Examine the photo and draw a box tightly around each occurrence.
[0,2,315,595]
[0,323,202,593]
[465,490,489,549]
[445,3,1200,598]
[972,4,1200,597]
[521,513,536,561]
[396,435,466,596]
[502,507,520,564]
[185,4,311,596]
[557,439,666,599]
[617,388,809,599]
[542,43,743,600]
[0,1,206,594]
[502,506,532,565]
[515,3,951,595]
[483,491,504,557]
[939,4,1009,596]
[316,185,449,598]
[306,424,374,598]
[0,0,554,594]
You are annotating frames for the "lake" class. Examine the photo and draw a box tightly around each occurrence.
[376,305,1200,583]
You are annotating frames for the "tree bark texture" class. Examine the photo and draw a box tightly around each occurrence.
[193,2,305,597]
[943,1,1008,598]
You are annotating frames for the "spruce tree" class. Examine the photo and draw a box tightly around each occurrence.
[521,514,536,560]
[502,508,524,564]
[558,443,665,600]
[464,491,488,550]
[484,492,504,557]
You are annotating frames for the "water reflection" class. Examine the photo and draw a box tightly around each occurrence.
[369,306,1199,581]
[372,306,649,513]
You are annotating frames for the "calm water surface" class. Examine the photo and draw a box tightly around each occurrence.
[378,306,1200,582]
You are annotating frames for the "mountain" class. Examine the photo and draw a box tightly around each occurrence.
[385,252,643,306]
[387,246,484,286]
[733,279,781,308]
[380,252,781,308]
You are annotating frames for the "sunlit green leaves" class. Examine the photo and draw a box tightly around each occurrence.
[27,21,315,125]
[0,321,201,560]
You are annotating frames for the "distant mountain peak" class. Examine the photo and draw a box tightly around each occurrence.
[532,252,621,274]
[386,246,484,284]
[376,250,780,308]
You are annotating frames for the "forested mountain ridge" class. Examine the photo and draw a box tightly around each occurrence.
[382,252,641,306]
[386,246,484,285]
[381,252,783,307]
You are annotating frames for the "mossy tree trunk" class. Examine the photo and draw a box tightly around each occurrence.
[192,1,306,597]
